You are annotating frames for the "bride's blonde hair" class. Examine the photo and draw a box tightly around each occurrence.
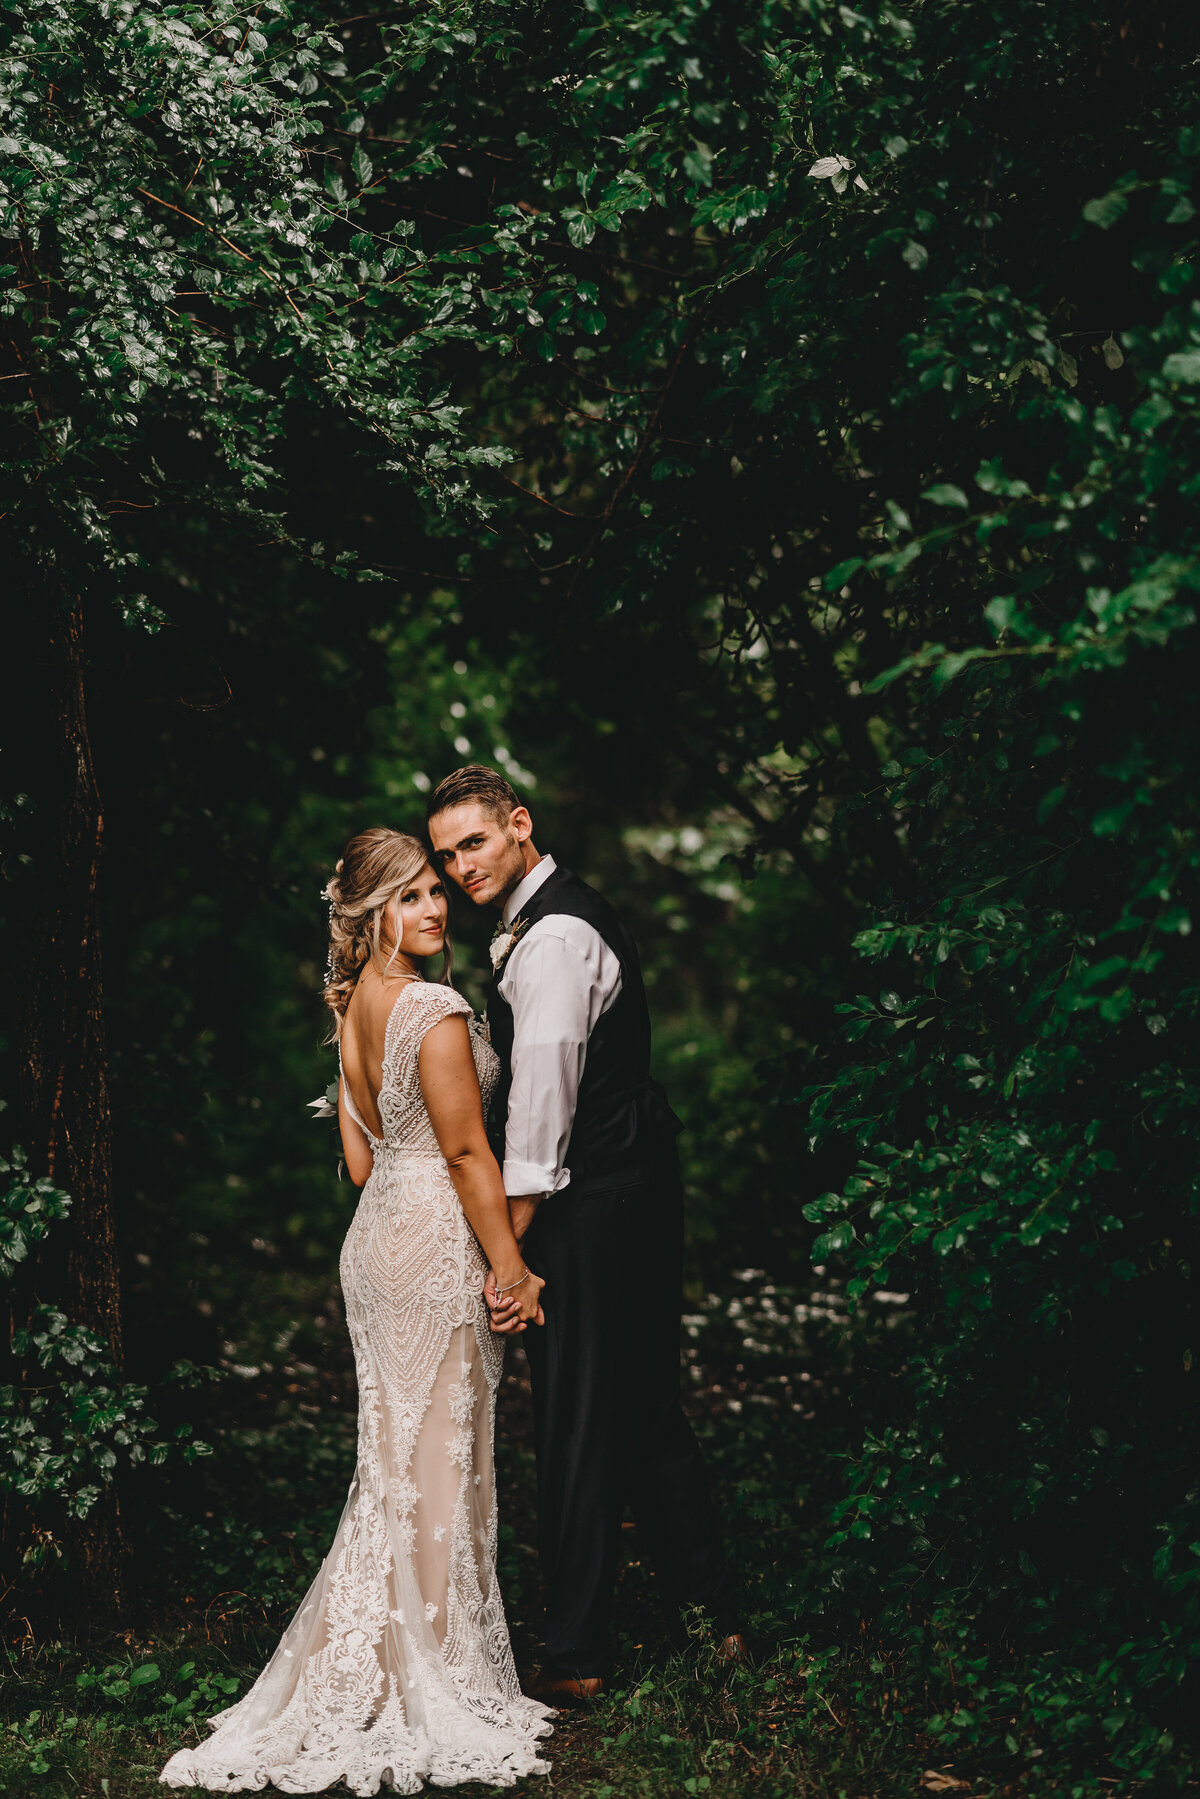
[322,828,453,1040]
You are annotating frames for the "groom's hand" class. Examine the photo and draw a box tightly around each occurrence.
[509,1195,541,1243]
[483,1196,544,1333]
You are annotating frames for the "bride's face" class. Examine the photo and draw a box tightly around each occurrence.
[386,863,448,962]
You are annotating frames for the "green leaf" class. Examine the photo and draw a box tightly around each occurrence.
[824,557,864,592]
[812,1222,855,1259]
[1083,189,1130,228]
[1162,351,1200,383]
[975,460,1031,498]
[565,211,596,248]
[985,595,1021,636]
[683,147,714,188]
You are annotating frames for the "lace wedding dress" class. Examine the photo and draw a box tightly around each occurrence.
[161,982,553,1795]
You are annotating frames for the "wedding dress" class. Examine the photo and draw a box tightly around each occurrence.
[161,981,553,1795]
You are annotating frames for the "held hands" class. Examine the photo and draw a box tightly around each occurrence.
[485,1195,545,1334]
[484,1264,545,1334]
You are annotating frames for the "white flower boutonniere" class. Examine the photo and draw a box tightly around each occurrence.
[307,1080,339,1120]
[489,914,532,973]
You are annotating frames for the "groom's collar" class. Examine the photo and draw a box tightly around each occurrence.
[502,853,557,927]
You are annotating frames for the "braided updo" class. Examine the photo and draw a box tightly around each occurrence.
[322,827,452,1041]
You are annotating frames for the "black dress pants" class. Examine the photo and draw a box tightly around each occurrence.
[520,1156,732,1678]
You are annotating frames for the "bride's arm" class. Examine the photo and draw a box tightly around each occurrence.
[419,1016,545,1331]
[338,1077,375,1187]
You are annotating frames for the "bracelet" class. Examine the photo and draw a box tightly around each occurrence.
[495,1268,531,1298]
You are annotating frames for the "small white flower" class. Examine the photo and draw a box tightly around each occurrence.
[425,1601,439,1622]
[432,1523,447,1542]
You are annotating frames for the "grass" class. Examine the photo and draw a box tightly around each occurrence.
[0,1630,942,1799]
[0,1628,958,1799]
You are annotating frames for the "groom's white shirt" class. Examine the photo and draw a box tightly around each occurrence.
[497,854,623,1198]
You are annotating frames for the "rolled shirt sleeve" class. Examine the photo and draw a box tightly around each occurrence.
[496,916,622,1197]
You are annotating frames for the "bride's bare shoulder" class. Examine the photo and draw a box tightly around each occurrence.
[344,969,419,1039]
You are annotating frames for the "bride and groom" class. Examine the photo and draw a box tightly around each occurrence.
[162,763,741,1795]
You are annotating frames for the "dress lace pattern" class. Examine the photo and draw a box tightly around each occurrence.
[161,982,553,1794]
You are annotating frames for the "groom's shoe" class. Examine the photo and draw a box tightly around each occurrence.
[528,1671,605,1706]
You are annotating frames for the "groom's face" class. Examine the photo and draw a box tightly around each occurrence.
[429,802,531,908]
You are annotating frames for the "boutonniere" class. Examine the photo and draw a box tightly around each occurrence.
[490,914,532,972]
[307,1080,339,1120]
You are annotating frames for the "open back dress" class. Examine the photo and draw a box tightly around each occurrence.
[160,981,553,1795]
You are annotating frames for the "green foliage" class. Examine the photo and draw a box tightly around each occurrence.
[0,0,516,614]
[0,1644,246,1794]
[773,6,1200,1786]
[0,1146,70,1278]
[0,1145,217,1528]
[1,1303,215,1522]
[75,1653,241,1726]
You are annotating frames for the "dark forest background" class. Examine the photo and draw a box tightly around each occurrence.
[2,0,1199,1793]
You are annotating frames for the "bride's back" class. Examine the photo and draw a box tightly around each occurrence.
[340,967,417,1141]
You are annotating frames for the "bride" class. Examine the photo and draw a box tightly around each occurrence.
[161,828,554,1794]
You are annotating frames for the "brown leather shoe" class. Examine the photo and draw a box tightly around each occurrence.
[713,1632,751,1665]
[528,1672,605,1706]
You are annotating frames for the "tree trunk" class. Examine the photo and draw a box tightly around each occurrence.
[11,592,127,1619]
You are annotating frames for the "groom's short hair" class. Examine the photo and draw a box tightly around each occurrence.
[426,764,522,825]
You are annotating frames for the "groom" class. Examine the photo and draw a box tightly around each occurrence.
[427,764,743,1702]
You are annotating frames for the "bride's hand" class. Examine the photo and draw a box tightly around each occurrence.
[484,1266,545,1333]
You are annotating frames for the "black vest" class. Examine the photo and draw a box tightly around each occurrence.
[486,865,681,1184]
